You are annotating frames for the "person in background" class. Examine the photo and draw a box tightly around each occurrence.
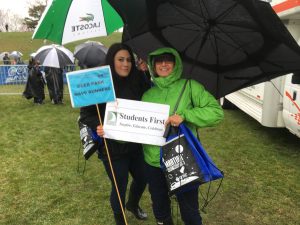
[136,57,152,87]
[77,60,85,69]
[84,43,150,225]
[44,67,64,104]
[142,47,224,225]
[23,59,45,105]
[3,53,10,65]
[16,57,25,65]
[136,57,148,72]
[22,57,35,100]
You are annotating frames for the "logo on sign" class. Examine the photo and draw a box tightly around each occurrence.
[106,111,118,125]
[71,13,100,32]
[79,13,94,22]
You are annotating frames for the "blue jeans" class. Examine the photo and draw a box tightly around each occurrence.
[145,163,202,225]
[102,148,147,215]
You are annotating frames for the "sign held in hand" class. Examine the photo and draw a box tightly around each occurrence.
[66,66,116,108]
[104,98,170,146]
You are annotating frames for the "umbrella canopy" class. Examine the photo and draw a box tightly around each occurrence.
[9,51,23,59]
[32,0,123,45]
[109,0,300,98]
[30,52,37,59]
[35,44,74,68]
[74,41,108,68]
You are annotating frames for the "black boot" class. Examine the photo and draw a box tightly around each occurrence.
[126,187,147,220]
[114,213,126,225]
[125,202,148,220]
[157,216,174,225]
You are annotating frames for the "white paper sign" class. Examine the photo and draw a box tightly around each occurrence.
[104,98,170,146]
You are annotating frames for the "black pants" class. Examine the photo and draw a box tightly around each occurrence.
[145,163,202,225]
[102,149,147,215]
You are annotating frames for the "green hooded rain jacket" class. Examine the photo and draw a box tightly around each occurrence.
[142,47,224,168]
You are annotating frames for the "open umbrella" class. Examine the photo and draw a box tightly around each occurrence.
[109,0,300,98]
[35,44,74,68]
[30,52,37,59]
[32,0,123,45]
[74,41,108,68]
[9,51,23,59]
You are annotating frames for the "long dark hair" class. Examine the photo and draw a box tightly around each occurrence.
[105,43,137,78]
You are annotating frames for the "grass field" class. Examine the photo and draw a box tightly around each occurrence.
[0,32,122,62]
[0,90,299,225]
[0,32,300,225]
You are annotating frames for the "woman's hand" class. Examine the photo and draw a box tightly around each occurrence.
[96,125,105,137]
[165,114,183,127]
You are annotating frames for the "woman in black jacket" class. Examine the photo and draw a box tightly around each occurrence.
[80,43,150,225]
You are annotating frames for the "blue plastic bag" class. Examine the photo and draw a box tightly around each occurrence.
[161,124,223,195]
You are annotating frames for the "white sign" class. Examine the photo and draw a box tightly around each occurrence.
[104,98,170,146]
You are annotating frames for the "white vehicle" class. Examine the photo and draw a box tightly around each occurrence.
[222,0,300,138]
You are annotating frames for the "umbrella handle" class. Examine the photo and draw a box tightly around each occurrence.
[163,123,171,138]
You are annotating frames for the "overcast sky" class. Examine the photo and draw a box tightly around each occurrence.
[0,0,34,17]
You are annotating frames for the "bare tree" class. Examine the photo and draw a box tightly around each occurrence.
[0,9,26,32]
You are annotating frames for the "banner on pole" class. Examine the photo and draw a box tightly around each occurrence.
[66,66,115,108]
[104,98,170,146]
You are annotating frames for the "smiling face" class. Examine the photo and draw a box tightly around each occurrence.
[114,50,132,77]
[154,60,175,77]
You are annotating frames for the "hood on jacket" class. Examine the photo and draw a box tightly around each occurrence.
[148,47,183,88]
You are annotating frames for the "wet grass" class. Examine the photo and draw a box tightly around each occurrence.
[0,92,299,225]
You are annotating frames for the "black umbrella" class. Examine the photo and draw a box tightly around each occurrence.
[109,0,300,98]
[35,44,74,68]
[74,41,108,68]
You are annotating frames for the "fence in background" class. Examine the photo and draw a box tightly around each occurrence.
[0,65,76,87]
[0,65,28,85]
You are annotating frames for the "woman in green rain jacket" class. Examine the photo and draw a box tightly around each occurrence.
[142,47,224,225]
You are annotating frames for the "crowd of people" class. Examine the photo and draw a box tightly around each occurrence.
[1,53,24,65]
